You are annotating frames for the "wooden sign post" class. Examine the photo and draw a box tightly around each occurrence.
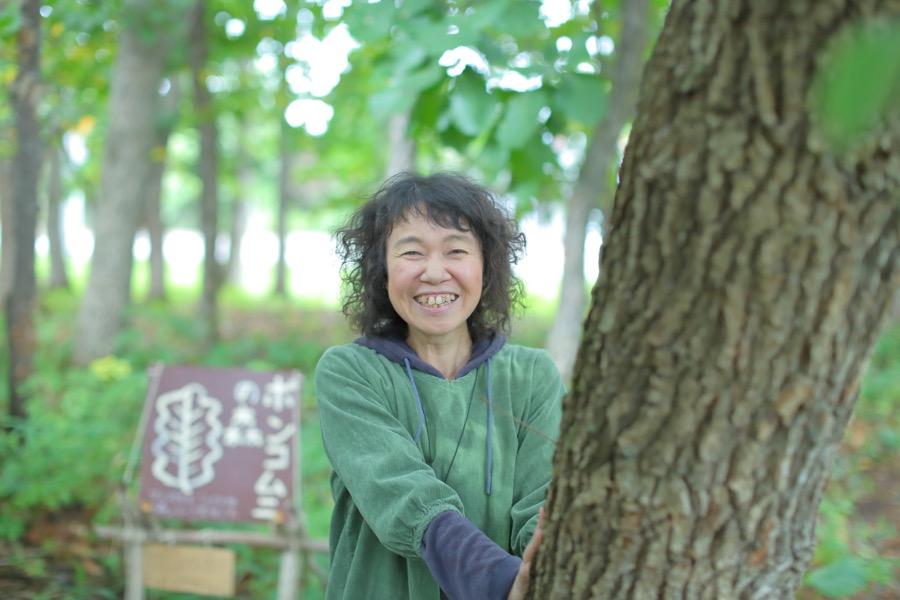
[97,364,328,599]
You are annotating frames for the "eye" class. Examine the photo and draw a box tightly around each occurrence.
[401,250,422,257]
[449,248,468,255]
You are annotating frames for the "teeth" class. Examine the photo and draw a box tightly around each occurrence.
[416,294,457,306]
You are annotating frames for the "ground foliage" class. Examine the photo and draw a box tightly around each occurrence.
[0,290,896,599]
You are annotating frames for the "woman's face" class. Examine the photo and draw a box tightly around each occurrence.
[385,210,483,344]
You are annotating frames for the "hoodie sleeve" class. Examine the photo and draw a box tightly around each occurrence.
[509,349,564,555]
[316,345,465,558]
[420,511,522,600]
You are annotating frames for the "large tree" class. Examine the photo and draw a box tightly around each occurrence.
[530,0,899,597]
[144,79,180,302]
[6,0,42,419]
[189,0,223,341]
[73,0,172,363]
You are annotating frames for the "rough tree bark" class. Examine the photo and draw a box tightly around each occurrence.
[74,0,167,364]
[6,0,41,419]
[189,0,221,341]
[46,139,70,289]
[530,0,900,598]
[146,79,180,301]
[545,0,648,382]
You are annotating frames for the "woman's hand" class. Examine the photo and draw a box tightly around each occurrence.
[507,508,545,600]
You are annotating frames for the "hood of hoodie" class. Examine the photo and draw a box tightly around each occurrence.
[354,333,506,379]
[355,332,506,495]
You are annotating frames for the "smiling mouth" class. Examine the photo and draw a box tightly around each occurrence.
[414,293,459,307]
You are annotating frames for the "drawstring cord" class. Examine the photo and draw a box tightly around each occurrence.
[404,358,427,444]
[404,356,494,496]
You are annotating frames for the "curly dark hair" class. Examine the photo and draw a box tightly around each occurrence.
[336,172,526,340]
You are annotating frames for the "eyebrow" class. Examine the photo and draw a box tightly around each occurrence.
[392,233,473,247]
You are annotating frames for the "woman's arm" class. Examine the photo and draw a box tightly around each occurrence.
[316,346,465,557]
[509,350,564,555]
[507,508,545,600]
[420,511,522,599]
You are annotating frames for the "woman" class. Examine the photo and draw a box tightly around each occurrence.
[315,172,563,599]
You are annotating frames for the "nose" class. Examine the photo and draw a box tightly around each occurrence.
[420,255,450,284]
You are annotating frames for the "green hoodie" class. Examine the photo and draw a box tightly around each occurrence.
[315,341,563,599]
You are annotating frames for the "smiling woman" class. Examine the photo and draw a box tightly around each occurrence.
[385,215,484,367]
[314,172,564,600]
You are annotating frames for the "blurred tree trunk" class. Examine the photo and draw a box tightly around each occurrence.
[274,120,290,297]
[530,0,900,598]
[545,0,648,382]
[227,130,251,286]
[6,0,42,419]
[0,156,14,303]
[189,0,221,342]
[892,289,900,323]
[145,79,180,302]
[385,111,416,176]
[46,139,70,290]
[74,0,168,364]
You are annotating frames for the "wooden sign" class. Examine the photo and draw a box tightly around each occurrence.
[142,544,235,596]
[138,365,301,523]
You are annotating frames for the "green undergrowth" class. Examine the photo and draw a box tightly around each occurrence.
[0,289,351,598]
[802,325,900,598]
[0,289,897,598]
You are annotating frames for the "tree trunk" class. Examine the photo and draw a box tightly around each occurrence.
[6,0,42,419]
[385,111,416,176]
[46,140,70,290]
[274,120,290,297]
[74,0,167,364]
[145,152,166,301]
[146,80,179,302]
[227,161,250,286]
[0,156,14,303]
[545,0,648,382]
[189,0,221,341]
[531,0,900,598]
[226,118,252,285]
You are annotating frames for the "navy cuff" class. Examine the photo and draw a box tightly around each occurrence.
[420,511,521,600]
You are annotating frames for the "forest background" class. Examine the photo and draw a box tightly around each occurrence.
[1,0,898,598]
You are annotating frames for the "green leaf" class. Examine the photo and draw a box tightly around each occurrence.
[496,91,547,149]
[0,1,21,37]
[369,64,444,120]
[386,40,429,75]
[552,73,608,125]
[438,124,474,153]
[805,558,869,598]
[478,143,511,176]
[508,140,555,197]
[566,32,593,66]
[405,16,455,56]
[397,0,434,20]
[477,34,508,65]
[448,72,500,136]
[411,80,450,133]
[498,0,544,38]
[343,1,395,43]
[812,19,900,150]
[460,1,510,33]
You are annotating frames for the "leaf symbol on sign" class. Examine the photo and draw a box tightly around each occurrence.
[151,383,224,495]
